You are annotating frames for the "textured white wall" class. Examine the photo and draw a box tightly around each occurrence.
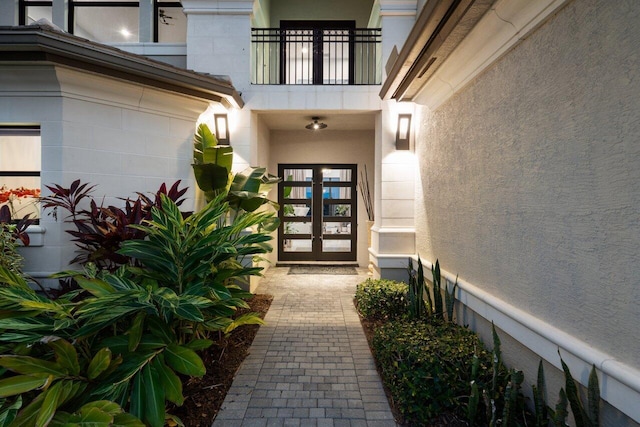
[1,65,209,280]
[415,0,640,370]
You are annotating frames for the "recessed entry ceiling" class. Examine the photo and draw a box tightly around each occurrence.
[258,111,376,131]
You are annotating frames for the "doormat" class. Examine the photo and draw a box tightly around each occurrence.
[288,266,357,275]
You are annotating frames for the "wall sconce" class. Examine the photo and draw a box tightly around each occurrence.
[396,114,412,150]
[215,114,229,145]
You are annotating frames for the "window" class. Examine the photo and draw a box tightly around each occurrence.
[19,0,52,25]
[71,0,140,43]
[156,1,187,43]
[281,21,355,85]
[20,1,185,43]
[0,127,41,221]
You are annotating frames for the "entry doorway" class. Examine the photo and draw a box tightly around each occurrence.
[278,164,357,261]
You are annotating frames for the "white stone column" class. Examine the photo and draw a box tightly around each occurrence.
[182,0,253,166]
[370,0,418,281]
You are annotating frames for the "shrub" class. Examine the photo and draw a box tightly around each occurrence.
[355,278,408,320]
[371,320,492,425]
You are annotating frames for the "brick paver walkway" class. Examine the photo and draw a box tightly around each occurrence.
[212,267,398,427]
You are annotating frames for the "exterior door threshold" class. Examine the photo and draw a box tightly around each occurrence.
[276,261,359,267]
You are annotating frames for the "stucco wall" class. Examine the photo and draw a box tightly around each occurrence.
[415,0,639,373]
[1,65,209,282]
[269,129,375,266]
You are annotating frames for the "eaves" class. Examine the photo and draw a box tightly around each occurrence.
[380,0,496,102]
[0,25,244,109]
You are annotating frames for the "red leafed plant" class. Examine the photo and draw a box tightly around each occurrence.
[41,179,189,269]
[0,204,36,246]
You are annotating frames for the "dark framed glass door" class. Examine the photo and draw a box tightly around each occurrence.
[278,164,357,261]
[280,21,356,85]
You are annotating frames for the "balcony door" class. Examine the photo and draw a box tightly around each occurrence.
[280,21,355,85]
[278,164,357,261]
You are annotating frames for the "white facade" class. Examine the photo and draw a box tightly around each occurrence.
[2,0,640,425]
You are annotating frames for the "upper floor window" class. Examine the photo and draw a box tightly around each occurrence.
[19,0,186,44]
[19,0,52,25]
[71,0,140,43]
[156,0,187,43]
[0,127,41,221]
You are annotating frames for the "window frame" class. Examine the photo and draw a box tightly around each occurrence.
[19,0,184,43]
[0,126,42,223]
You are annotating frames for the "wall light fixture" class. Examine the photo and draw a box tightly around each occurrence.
[396,113,412,150]
[215,114,229,145]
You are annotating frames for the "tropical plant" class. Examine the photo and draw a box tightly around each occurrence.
[467,323,533,427]
[191,123,280,231]
[407,258,428,319]
[558,355,600,427]
[192,123,233,202]
[0,193,275,426]
[0,338,144,427]
[407,257,457,322]
[532,360,549,427]
[41,180,188,269]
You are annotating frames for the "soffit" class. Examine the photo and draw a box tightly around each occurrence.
[0,24,244,109]
[380,0,496,102]
[259,111,376,131]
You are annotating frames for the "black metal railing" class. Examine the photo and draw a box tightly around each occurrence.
[251,28,381,85]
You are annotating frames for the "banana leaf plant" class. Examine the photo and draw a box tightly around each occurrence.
[191,123,281,232]
[192,123,233,201]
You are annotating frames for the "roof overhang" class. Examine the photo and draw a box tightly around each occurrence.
[0,25,244,109]
[380,0,496,102]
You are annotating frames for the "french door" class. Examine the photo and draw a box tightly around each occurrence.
[278,164,357,261]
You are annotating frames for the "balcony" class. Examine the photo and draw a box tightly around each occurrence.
[251,27,382,86]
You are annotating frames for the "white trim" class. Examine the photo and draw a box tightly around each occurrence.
[413,0,571,109]
[23,225,45,247]
[368,249,410,269]
[371,225,415,234]
[110,43,187,56]
[182,8,251,15]
[379,11,418,16]
[414,256,640,423]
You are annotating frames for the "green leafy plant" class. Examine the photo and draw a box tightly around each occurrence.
[559,354,600,427]
[192,123,233,201]
[468,323,533,427]
[372,320,492,425]
[0,192,275,426]
[0,338,144,427]
[407,258,428,319]
[0,204,37,276]
[407,258,457,322]
[431,259,443,319]
[444,274,458,322]
[532,360,549,427]
[354,278,407,320]
[192,123,280,234]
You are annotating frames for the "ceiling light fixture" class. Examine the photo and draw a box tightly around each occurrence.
[305,117,327,130]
